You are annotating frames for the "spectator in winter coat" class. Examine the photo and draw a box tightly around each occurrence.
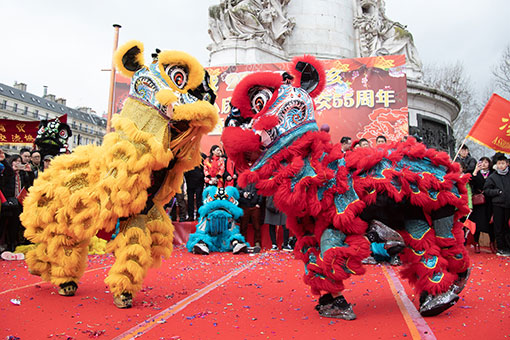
[469,157,495,253]
[457,145,477,174]
[483,154,510,256]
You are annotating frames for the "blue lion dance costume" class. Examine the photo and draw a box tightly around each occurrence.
[186,186,249,255]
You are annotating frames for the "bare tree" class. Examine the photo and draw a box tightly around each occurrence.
[422,62,489,159]
[492,44,510,97]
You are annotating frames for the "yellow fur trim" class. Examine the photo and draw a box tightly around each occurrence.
[155,89,178,106]
[157,50,204,92]
[173,101,218,133]
[114,40,145,78]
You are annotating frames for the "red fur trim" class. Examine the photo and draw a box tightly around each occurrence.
[291,55,326,98]
[321,235,370,280]
[221,127,261,172]
[231,72,282,118]
[253,114,279,131]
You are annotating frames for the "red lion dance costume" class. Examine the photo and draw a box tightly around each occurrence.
[222,56,471,320]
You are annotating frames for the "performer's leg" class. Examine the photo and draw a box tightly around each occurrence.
[433,214,470,288]
[186,218,212,254]
[400,218,459,316]
[312,228,365,320]
[146,204,174,267]
[105,215,153,308]
[26,222,91,297]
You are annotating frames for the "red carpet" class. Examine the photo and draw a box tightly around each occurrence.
[1,245,509,339]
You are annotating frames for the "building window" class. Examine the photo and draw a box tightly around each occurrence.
[33,109,39,118]
[73,135,77,144]
[79,123,82,131]
[85,137,89,144]
[13,103,17,112]
[24,106,28,115]
[1,100,6,109]
[45,113,49,120]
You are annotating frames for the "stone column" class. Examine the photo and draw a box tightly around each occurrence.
[285,0,357,60]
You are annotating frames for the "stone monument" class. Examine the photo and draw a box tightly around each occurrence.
[207,0,460,154]
[208,0,295,64]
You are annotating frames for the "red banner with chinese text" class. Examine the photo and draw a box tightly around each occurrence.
[113,55,408,151]
[467,94,510,153]
[0,115,67,145]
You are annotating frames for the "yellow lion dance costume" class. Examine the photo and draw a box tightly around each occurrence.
[20,41,218,308]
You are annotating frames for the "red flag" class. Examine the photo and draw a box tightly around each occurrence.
[16,187,28,205]
[464,218,476,235]
[467,94,510,153]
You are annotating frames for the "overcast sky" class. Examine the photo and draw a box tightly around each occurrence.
[1,0,509,115]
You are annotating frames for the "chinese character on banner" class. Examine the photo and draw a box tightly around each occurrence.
[0,115,67,145]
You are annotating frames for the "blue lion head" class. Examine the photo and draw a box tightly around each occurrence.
[198,186,243,235]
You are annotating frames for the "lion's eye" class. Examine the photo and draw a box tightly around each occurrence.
[249,87,273,114]
[59,129,68,139]
[165,65,188,89]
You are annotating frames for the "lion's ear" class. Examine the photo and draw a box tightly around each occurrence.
[114,40,145,78]
[291,55,325,98]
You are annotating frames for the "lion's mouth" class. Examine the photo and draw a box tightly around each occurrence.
[170,119,190,139]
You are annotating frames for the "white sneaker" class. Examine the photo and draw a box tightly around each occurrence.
[192,242,209,255]
[1,251,25,261]
[270,244,278,251]
[233,242,248,254]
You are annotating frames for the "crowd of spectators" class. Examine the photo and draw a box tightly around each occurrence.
[0,147,52,259]
[4,136,507,258]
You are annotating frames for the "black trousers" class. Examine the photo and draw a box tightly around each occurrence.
[269,224,289,246]
[187,185,203,220]
[0,207,23,251]
[492,205,510,251]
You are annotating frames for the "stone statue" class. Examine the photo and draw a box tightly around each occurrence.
[208,0,295,48]
[353,0,423,80]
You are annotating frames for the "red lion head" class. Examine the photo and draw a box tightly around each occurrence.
[221,55,326,171]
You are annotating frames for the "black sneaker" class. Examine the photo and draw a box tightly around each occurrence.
[193,242,210,255]
[247,245,261,254]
